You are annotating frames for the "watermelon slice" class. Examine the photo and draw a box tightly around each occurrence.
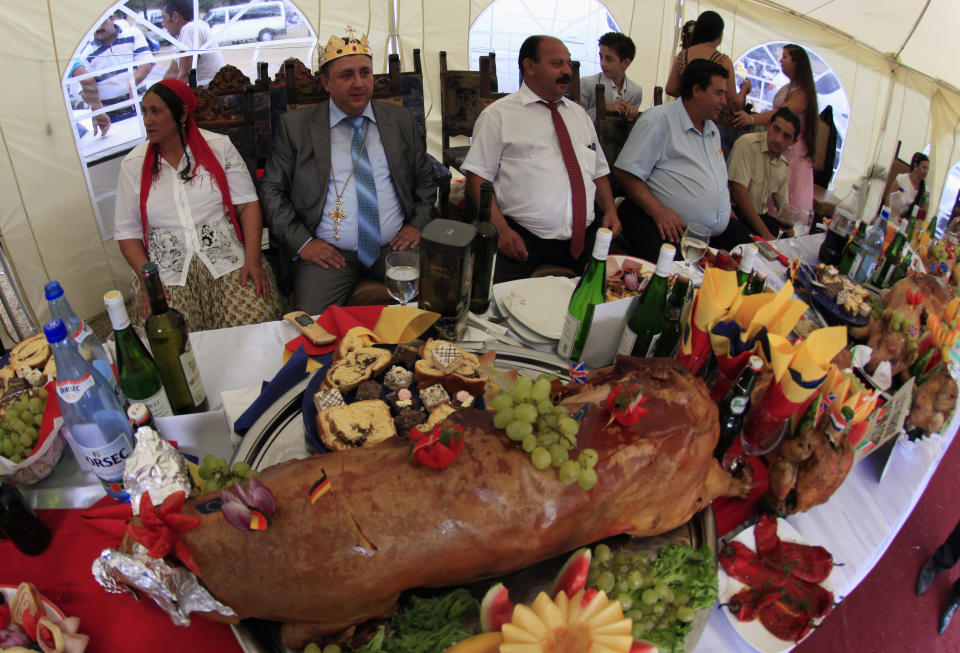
[479,582,514,632]
[630,640,660,653]
[550,547,592,598]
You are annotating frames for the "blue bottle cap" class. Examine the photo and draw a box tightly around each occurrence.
[44,281,64,301]
[43,319,68,343]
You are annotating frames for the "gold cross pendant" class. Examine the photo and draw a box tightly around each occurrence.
[328,199,346,240]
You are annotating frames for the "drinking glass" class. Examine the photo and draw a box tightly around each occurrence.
[385,250,419,306]
[679,223,710,277]
[775,203,801,240]
[721,403,790,473]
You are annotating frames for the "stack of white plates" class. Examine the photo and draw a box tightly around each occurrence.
[492,276,577,343]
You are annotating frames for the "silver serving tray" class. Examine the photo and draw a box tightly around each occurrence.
[229,346,717,653]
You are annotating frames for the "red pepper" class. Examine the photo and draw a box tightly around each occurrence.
[754,514,780,559]
[758,597,815,642]
[409,424,465,470]
[605,384,649,426]
[21,607,39,640]
[728,587,782,622]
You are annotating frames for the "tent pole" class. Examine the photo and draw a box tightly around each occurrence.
[387,0,400,64]
[671,0,685,54]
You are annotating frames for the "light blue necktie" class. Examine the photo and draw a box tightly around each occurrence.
[349,115,380,267]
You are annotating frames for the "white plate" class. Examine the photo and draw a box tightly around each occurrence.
[493,280,562,343]
[0,584,66,624]
[498,277,577,340]
[717,519,838,653]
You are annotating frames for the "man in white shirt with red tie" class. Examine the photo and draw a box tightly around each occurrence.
[462,35,620,283]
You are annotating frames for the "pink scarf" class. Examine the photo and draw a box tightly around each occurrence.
[138,79,244,251]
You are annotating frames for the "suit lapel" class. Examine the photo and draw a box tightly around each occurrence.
[373,102,405,194]
[310,102,332,197]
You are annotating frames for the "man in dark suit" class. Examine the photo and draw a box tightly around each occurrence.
[260,31,436,313]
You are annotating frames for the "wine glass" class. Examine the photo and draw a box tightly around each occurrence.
[679,223,710,277]
[385,251,419,306]
[774,203,801,240]
[721,404,790,473]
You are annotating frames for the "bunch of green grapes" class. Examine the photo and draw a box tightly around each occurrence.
[197,454,259,492]
[0,389,47,464]
[303,643,341,653]
[489,374,598,490]
[586,544,696,643]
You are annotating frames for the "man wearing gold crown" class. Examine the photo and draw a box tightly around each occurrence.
[260,30,437,313]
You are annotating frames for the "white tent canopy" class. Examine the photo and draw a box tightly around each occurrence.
[1,0,958,338]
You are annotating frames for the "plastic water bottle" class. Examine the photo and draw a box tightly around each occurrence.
[44,319,134,502]
[854,209,888,284]
[45,281,126,405]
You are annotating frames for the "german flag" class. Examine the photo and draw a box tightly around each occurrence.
[309,470,331,504]
[249,508,270,531]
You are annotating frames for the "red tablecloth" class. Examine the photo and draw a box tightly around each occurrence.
[0,497,242,653]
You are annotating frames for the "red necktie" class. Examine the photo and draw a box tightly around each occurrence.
[541,101,587,258]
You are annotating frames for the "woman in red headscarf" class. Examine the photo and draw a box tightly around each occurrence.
[114,79,280,330]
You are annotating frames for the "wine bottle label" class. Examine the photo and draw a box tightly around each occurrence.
[66,423,133,482]
[730,396,748,415]
[70,320,95,345]
[179,343,207,406]
[645,332,662,357]
[138,387,174,418]
[556,314,580,359]
[617,328,637,357]
[56,374,96,404]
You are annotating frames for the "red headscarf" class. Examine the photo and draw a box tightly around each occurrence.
[138,79,244,251]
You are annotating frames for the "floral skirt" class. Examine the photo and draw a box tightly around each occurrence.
[131,254,281,332]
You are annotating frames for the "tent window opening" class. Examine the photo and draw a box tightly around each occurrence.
[734,42,850,188]
[468,0,621,94]
[937,161,960,228]
[62,0,315,240]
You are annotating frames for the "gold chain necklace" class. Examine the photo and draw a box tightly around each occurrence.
[328,119,370,241]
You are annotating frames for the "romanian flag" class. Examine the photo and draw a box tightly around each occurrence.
[309,471,331,504]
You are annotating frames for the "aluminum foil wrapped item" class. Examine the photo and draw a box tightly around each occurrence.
[124,427,193,515]
[93,546,236,625]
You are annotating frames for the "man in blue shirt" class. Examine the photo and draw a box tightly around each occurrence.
[614,59,752,262]
[260,32,436,313]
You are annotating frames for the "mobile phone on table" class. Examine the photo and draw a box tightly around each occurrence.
[755,239,780,260]
[284,311,336,345]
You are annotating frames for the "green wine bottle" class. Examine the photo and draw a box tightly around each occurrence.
[872,219,908,288]
[469,181,499,314]
[651,271,691,358]
[103,290,174,418]
[617,243,676,358]
[139,263,208,414]
[557,228,613,362]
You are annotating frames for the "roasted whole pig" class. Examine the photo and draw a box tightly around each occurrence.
[157,357,748,647]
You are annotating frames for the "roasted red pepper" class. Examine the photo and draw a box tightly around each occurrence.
[728,587,782,622]
[754,514,779,558]
[766,541,834,584]
[758,597,815,642]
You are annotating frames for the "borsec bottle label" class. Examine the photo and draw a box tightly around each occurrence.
[56,374,96,404]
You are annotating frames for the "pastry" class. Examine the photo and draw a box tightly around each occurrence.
[10,334,50,368]
[313,387,346,413]
[393,408,424,437]
[390,344,419,370]
[414,339,487,396]
[386,388,415,412]
[419,383,450,411]
[354,380,382,402]
[326,347,392,392]
[383,365,414,391]
[316,399,396,451]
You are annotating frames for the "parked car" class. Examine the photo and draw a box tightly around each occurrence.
[205,2,287,43]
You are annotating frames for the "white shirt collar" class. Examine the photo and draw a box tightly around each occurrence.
[518,82,573,109]
[329,100,377,128]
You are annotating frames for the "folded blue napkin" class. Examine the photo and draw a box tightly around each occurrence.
[234,345,312,436]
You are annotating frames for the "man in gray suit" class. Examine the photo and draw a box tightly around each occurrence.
[260,31,436,313]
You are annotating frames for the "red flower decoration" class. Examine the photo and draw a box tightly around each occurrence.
[126,491,203,577]
[409,424,465,469]
[605,384,649,426]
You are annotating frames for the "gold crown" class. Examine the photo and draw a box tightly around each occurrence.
[320,27,372,67]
